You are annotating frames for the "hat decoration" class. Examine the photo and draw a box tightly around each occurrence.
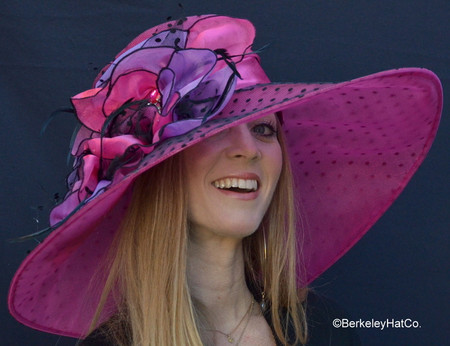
[8,14,442,338]
[50,15,265,229]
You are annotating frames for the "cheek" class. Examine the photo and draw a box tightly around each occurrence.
[182,144,217,217]
[185,173,208,230]
[182,144,211,181]
[182,138,222,169]
[268,145,283,186]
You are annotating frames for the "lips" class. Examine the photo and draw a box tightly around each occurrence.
[212,177,259,193]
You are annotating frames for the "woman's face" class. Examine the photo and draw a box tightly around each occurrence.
[183,114,282,240]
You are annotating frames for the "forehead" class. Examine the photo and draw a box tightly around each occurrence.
[213,112,278,128]
[251,113,277,122]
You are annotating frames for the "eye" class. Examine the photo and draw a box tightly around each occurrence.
[251,121,277,138]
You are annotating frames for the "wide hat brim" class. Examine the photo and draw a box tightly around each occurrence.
[8,67,442,337]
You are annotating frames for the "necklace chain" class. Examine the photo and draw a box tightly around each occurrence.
[234,300,254,345]
[207,299,254,344]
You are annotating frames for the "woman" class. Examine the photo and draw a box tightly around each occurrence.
[8,15,442,345]
[85,113,303,345]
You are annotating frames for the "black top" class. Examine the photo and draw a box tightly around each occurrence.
[80,292,361,345]
[266,292,362,345]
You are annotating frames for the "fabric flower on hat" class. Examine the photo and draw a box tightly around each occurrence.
[50,16,257,226]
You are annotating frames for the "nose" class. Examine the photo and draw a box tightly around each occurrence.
[225,124,261,161]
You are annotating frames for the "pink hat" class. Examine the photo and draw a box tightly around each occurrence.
[8,14,443,338]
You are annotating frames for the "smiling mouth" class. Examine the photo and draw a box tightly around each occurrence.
[212,178,258,193]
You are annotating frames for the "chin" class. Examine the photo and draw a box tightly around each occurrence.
[217,224,260,239]
[220,215,266,237]
[190,216,263,240]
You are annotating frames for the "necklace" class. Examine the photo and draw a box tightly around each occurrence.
[234,299,254,345]
[207,299,254,344]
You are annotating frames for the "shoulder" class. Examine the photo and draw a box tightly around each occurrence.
[78,315,131,345]
[78,327,115,346]
[264,291,361,345]
[303,291,362,346]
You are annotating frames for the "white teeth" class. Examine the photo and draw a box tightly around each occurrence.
[213,178,258,191]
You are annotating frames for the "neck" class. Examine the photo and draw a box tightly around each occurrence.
[187,230,254,328]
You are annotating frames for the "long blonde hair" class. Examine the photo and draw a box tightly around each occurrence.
[89,122,307,345]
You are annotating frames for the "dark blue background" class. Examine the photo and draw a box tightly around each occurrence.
[1,1,448,345]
